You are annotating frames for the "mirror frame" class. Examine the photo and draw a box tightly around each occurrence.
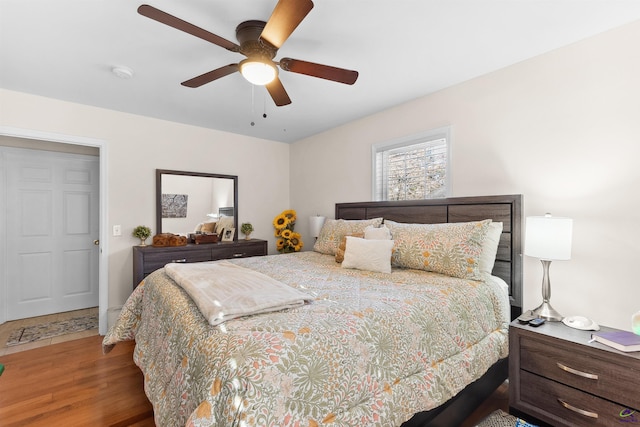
[156,169,238,240]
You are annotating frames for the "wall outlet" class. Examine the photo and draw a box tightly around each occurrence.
[113,225,122,236]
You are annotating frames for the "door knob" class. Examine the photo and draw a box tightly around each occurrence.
[94,240,100,245]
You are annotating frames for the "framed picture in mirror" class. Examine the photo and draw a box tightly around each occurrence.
[221,228,235,242]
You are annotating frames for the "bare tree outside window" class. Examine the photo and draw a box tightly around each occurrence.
[373,127,450,201]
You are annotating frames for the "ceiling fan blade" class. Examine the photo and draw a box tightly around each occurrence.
[260,0,314,49]
[181,64,239,88]
[266,77,292,106]
[279,58,358,85]
[138,4,239,52]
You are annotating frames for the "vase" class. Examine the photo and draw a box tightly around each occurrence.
[140,238,147,247]
[245,234,251,240]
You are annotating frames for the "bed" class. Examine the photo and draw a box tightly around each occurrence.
[104,194,522,427]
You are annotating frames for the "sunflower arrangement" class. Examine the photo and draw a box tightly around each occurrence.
[273,209,303,253]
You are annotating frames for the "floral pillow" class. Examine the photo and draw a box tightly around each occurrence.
[314,218,383,255]
[385,219,492,280]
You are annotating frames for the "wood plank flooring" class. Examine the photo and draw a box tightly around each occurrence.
[0,336,154,426]
[0,335,508,426]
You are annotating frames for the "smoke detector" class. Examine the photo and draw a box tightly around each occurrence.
[111,66,134,79]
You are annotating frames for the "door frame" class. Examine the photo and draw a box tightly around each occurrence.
[0,126,109,334]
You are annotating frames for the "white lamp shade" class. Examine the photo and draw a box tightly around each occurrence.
[524,214,573,260]
[309,216,326,238]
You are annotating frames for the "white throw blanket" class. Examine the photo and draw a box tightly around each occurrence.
[165,260,313,325]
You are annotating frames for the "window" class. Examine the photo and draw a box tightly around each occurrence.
[372,126,450,201]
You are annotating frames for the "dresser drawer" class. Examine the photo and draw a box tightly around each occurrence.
[520,334,640,409]
[212,241,266,260]
[520,370,639,427]
[142,249,212,273]
[133,240,268,288]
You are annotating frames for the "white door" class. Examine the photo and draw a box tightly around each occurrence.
[4,148,99,320]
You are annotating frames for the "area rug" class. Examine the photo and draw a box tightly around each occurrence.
[6,314,98,346]
[476,410,539,427]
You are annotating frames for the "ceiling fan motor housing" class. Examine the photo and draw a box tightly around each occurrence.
[236,20,276,60]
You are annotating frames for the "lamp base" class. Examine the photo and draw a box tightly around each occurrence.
[532,301,563,322]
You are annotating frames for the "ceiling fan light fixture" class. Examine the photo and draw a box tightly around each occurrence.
[239,59,277,85]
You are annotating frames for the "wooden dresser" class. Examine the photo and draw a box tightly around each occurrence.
[132,239,268,288]
[509,321,640,426]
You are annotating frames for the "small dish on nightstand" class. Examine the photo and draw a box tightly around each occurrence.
[562,315,600,331]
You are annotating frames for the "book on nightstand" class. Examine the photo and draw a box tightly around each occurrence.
[591,330,640,352]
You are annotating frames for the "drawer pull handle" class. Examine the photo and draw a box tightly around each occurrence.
[171,259,187,263]
[556,362,598,380]
[232,253,245,258]
[558,399,598,419]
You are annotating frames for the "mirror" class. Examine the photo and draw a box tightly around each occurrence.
[156,169,238,240]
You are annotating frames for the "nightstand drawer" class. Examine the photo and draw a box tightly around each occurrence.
[520,334,640,409]
[520,370,639,427]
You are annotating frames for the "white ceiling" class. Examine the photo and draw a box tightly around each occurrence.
[2,0,640,143]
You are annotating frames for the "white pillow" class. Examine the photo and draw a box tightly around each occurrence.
[479,222,503,274]
[364,225,392,240]
[341,236,394,274]
[216,216,234,234]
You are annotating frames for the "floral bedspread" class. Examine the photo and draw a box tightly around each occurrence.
[103,251,509,427]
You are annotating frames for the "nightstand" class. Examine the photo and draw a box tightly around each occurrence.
[509,320,640,427]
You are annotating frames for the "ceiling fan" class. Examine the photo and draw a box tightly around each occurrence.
[137,0,359,106]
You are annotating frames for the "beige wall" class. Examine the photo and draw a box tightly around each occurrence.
[291,20,640,331]
[0,89,290,324]
[2,19,639,332]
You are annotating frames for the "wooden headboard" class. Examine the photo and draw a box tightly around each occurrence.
[335,194,523,319]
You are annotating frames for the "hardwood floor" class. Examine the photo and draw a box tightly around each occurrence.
[0,335,508,426]
[0,336,154,426]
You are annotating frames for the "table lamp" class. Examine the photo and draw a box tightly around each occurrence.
[633,310,640,335]
[524,213,573,321]
[309,215,326,240]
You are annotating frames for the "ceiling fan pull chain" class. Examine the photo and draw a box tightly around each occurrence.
[263,92,267,119]
[250,85,256,126]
